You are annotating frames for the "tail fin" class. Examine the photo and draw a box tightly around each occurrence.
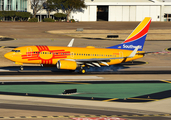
[107,17,152,51]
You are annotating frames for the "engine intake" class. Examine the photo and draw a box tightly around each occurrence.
[57,60,77,70]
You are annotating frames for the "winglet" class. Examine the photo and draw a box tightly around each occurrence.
[67,38,74,47]
[128,46,140,58]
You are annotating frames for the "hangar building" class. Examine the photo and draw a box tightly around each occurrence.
[71,0,171,21]
[0,0,171,22]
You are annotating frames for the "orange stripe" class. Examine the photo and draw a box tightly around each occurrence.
[125,17,151,40]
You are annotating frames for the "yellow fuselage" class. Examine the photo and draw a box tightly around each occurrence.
[4,45,145,66]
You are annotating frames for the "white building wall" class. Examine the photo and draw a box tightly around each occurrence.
[83,7,89,21]
[135,6,160,21]
[108,5,161,21]
[71,11,82,21]
[122,6,129,21]
[71,7,89,21]
[115,6,122,21]
[89,5,97,21]
[149,6,160,21]
[164,6,171,13]
[71,4,165,22]
[143,6,150,18]
[129,6,136,21]
[26,0,171,22]
[108,6,115,21]
[136,6,143,21]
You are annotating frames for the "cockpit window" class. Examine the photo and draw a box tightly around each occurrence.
[11,50,20,52]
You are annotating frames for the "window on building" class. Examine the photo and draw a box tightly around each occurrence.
[16,1,18,10]
[7,0,12,11]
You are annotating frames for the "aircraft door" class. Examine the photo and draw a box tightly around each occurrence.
[27,47,32,57]
[119,51,123,61]
[70,52,74,58]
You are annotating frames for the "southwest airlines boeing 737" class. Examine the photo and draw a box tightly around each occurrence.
[4,17,152,73]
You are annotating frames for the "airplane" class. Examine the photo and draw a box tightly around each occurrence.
[4,17,152,73]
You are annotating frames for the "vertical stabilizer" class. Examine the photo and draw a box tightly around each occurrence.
[107,17,152,51]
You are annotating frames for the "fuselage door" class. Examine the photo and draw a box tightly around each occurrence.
[27,47,32,57]
[70,52,74,58]
[119,51,123,61]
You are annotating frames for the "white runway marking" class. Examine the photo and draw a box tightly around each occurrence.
[0,69,10,71]
[0,76,103,80]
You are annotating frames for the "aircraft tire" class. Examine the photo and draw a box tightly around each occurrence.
[79,69,86,74]
[20,67,23,71]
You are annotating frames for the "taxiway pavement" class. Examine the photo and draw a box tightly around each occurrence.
[0,21,171,120]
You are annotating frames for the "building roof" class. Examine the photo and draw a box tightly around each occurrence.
[85,0,171,3]
[85,0,171,5]
[85,0,152,2]
[159,0,171,1]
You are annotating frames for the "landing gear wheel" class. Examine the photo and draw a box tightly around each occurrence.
[20,66,23,71]
[79,69,86,74]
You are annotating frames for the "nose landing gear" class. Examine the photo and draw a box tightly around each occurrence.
[20,66,23,71]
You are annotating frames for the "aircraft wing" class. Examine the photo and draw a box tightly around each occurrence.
[75,46,140,67]
[75,56,132,67]
[75,57,126,62]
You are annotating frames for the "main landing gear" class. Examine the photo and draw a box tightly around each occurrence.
[79,68,86,74]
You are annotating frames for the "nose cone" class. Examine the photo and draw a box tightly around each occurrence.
[4,52,12,60]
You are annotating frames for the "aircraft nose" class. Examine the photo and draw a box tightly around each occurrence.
[4,52,12,60]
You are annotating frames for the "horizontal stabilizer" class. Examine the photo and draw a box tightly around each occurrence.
[128,46,140,58]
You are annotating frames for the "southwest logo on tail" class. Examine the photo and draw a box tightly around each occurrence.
[4,17,152,73]
[107,17,152,51]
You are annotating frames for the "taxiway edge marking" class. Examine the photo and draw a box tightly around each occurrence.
[0,114,171,119]
[161,80,171,83]
[103,98,118,102]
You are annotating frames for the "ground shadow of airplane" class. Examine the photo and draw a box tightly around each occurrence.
[0,61,171,75]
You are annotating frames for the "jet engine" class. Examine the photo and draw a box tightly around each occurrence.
[56,60,77,70]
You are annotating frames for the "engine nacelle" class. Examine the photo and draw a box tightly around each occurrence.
[56,60,77,70]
